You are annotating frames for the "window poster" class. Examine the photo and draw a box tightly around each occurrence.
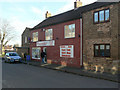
[32,47,40,59]
[60,45,74,58]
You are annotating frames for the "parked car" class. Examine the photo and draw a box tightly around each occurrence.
[4,52,22,63]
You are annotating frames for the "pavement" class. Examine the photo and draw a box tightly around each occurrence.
[21,60,120,83]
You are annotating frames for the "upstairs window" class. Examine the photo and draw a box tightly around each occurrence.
[45,29,53,40]
[94,9,110,23]
[33,32,38,42]
[64,24,75,38]
[25,37,27,43]
[94,44,110,57]
[99,10,104,22]
[94,12,98,23]
[105,9,110,21]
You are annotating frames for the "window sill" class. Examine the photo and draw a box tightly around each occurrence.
[94,56,111,58]
[64,37,75,39]
[32,57,40,59]
[93,20,110,24]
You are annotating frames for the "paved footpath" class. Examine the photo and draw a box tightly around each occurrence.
[21,60,120,83]
[2,62,119,88]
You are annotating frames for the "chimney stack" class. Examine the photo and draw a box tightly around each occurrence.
[45,11,51,18]
[74,0,82,9]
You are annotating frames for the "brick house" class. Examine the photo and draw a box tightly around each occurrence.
[30,1,120,69]
[14,27,31,59]
[82,2,120,73]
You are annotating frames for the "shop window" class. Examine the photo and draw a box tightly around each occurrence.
[94,44,110,57]
[32,47,40,59]
[45,29,53,40]
[93,9,110,23]
[32,32,38,42]
[64,24,75,38]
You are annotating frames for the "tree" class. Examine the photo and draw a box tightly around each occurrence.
[0,19,16,55]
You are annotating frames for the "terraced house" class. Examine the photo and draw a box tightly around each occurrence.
[82,1,120,73]
[30,1,120,72]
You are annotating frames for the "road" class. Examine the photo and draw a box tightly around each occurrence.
[2,62,119,88]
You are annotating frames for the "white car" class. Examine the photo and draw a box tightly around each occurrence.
[4,52,22,63]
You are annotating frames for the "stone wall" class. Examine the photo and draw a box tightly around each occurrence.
[82,3,119,74]
[118,3,120,60]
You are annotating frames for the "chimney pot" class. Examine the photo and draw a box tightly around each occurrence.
[74,0,82,9]
[45,11,51,18]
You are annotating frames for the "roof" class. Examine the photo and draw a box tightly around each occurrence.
[22,27,31,35]
[31,2,118,30]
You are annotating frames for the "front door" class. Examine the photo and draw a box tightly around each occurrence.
[43,47,47,62]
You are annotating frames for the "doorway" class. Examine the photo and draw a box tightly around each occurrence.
[43,47,47,62]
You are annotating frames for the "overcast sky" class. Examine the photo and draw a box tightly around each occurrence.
[0,0,97,46]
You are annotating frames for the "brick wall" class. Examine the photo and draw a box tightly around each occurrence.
[15,48,29,60]
[30,19,82,68]
[82,3,119,73]
[22,28,30,47]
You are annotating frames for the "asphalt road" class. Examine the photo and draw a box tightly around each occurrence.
[2,62,119,88]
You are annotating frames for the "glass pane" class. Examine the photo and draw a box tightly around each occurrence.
[105,49,110,57]
[95,45,99,56]
[106,45,110,49]
[95,45,99,50]
[100,45,105,56]
[32,48,40,59]
[45,29,53,40]
[65,24,75,38]
[99,10,104,22]
[105,9,109,21]
[33,32,38,42]
[95,49,99,56]
[100,45,104,50]
[94,12,98,22]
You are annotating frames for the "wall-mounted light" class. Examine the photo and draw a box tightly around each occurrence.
[56,37,59,40]
[78,34,80,37]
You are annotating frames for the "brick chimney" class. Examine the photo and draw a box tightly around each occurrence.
[45,11,51,18]
[74,0,82,9]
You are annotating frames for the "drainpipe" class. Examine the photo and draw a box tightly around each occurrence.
[80,18,83,67]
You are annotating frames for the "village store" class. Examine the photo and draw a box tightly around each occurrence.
[30,1,120,70]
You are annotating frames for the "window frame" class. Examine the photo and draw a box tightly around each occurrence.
[94,44,111,57]
[32,47,41,59]
[45,29,53,41]
[94,11,99,23]
[93,8,110,24]
[64,24,75,39]
[32,32,38,42]
[25,36,27,43]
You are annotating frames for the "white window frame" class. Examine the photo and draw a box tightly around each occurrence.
[32,32,38,42]
[64,24,75,39]
[32,47,41,59]
[25,36,27,43]
[45,29,53,40]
